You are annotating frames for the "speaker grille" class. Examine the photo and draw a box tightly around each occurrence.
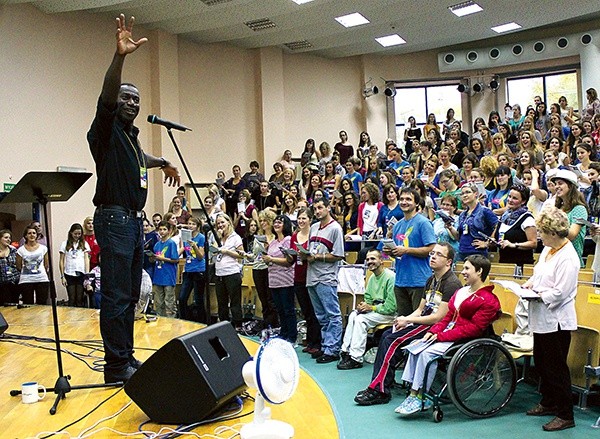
[533,41,545,53]
[444,53,455,64]
[467,51,478,62]
[512,44,523,56]
[557,37,569,49]
[581,34,592,45]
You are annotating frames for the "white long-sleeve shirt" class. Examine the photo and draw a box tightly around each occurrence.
[527,242,579,333]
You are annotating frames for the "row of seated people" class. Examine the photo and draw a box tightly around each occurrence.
[343,204,580,432]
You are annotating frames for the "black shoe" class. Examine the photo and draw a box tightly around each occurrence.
[311,350,324,359]
[354,388,391,406]
[129,357,143,369]
[337,357,363,370]
[355,388,370,399]
[340,351,350,361]
[104,366,136,384]
[316,353,340,364]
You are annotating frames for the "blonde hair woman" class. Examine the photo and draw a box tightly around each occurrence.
[213,213,244,329]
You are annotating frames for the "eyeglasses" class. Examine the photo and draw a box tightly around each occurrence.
[429,251,450,259]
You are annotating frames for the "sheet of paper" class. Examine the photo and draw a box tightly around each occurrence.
[491,280,540,299]
[402,337,436,355]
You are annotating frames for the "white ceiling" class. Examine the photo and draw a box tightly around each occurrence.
[6,0,600,58]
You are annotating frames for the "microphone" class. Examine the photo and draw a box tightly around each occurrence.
[147,115,192,132]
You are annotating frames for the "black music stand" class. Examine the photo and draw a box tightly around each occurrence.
[3,171,121,415]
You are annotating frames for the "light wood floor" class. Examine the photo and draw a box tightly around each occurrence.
[0,306,338,438]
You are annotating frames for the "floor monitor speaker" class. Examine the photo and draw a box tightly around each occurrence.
[125,321,250,424]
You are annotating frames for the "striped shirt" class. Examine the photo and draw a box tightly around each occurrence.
[267,236,294,288]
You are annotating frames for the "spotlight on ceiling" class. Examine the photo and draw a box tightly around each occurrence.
[363,78,379,98]
[472,82,485,93]
[489,78,500,91]
[384,86,396,97]
[457,83,470,94]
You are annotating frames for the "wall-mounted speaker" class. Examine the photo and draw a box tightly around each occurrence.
[444,53,455,64]
[533,41,545,53]
[124,321,250,424]
[512,44,523,56]
[467,51,478,62]
[557,37,569,49]
[437,30,600,73]
[581,34,592,45]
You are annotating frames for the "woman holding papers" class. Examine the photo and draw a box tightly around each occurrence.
[521,207,578,432]
[395,255,500,416]
[485,184,537,266]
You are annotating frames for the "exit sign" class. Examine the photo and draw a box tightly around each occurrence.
[3,183,15,192]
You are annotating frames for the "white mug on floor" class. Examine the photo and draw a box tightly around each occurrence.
[21,382,46,404]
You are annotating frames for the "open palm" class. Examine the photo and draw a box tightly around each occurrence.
[116,14,147,55]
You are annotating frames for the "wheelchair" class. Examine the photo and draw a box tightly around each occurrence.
[421,337,517,422]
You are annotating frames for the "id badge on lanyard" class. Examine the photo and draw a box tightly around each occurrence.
[140,167,148,189]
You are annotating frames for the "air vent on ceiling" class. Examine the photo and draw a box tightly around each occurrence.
[244,18,277,32]
[284,40,313,51]
[200,0,233,5]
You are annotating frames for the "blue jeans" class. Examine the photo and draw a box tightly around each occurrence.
[94,206,143,373]
[271,286,297,343]
[179,271,206,322]
[307,283,342,356]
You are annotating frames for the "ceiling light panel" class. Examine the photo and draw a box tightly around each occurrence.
[291,0,315,4]
[448,1,483,17]
[491,22,522,33]
[335,12,370,28]
[376,34,406,47]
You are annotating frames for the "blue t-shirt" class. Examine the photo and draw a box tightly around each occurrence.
[392,214,436,288]
[344,171,363,194]
[153,238,179,286]
[183,233,206,273]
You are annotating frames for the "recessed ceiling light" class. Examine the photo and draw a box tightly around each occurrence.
[376,34,406,47]
[491,22,522,33]
[448,1,483,17]
[335,12,370,28]
[291,0,314,4]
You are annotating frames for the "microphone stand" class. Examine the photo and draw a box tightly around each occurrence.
[163,128,221,324]
[164,128,220,246]
[5,172,124,415]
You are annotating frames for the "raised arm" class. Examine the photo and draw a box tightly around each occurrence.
[101,14,147,107]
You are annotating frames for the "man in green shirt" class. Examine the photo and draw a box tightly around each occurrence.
[338,249,396,370]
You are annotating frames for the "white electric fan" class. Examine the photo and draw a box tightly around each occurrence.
[241,337,300,439]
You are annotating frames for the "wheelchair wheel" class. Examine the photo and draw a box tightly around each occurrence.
[446,339,516,418]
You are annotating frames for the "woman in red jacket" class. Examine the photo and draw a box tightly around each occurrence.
[395,254,500,416]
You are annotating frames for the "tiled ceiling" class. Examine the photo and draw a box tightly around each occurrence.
[6,0,600,58]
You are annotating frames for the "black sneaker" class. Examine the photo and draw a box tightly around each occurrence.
[316,353,340,364]
[337,357,363,370]
[354,388,391,406]
[104,366,136,384]
[340,351,350,361]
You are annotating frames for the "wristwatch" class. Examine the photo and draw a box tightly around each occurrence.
[159,157,168,169]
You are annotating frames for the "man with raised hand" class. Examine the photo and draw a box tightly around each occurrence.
[88,14,180,383]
